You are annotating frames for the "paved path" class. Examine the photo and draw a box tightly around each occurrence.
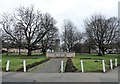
[29,58,65,73]
[2,67,119,82]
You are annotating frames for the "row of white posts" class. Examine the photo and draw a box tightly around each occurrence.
[81,59,117,73]
[60,59,118,73]
[4,59,118,73]
[5,60,64,72]
[5,60,26,72]
[102,59,117,73]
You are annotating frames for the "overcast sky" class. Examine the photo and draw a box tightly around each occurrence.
[0,0,119,32]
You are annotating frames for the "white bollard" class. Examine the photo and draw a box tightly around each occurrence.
[0,59,1,66]
[23,60,26,72]
[102,60,105,72]
[81,60,84,73]
[61,60,64,73]
[110,59,113,69]
[0,59,1,71]
[115,59,117,67]
[6,60,10,71]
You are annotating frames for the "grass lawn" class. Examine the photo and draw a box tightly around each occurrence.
[1,53,120,72]
[1,53,46,71]
[72,54,120,72]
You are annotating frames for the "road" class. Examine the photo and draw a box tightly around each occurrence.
[2,67,119,82]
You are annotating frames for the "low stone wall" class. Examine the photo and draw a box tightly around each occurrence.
[46,52,75,58]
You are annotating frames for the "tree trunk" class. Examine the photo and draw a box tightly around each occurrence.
[88,46,91,54]
[27,49,32,56]
[42,49,46,56]
[6,48,9,56]
[18,48,21,55]
[43,52,46,56]
[98,48,103,56]
[102,48,105,55]
[102,51,105,55]
[68,48,71,52]
[79,48,81,54]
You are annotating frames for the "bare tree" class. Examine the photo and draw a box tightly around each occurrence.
[1,6,57,56]
[115,25,120,53]
[2,33,12,55]
[41,26,58,55]
[62,19,78,52]
[1,13,20,55]
[0,28,1,54]
[85,14,118,55]
[72,32,83,54]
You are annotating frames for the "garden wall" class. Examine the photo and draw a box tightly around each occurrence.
[46,52,75,58]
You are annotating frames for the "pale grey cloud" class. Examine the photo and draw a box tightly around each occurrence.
[0,0,119,32]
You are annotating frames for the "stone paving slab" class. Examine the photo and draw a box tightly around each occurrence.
[30,58,66,73]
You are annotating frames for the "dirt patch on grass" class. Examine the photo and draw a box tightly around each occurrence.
[80,58,102,60]
[65,58,77,72]
[20,57,38,59]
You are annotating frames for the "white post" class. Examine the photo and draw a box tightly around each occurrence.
[0,59,1,71]
[110,59,113,69]
[0,59,1,66]
[23,60,26,72]
[61,60,64,73]
[115,59,117,67]
[102,60,105,72]
[6,60,10,71]
[81,60,84,73]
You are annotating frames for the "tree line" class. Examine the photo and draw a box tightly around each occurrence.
[1,6,120,56]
